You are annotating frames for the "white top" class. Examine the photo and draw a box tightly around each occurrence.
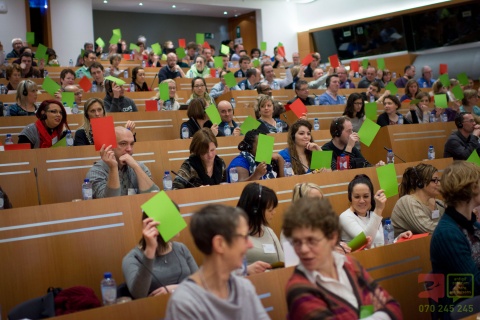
[339,208,384,247]
[246,226,284,265]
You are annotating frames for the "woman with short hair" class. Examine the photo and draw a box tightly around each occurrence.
[255,94,288,134]
[179,98,218,138]
[376,95,412,127]
[9,80,38,116]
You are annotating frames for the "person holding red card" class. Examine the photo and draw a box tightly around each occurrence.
[104,79,138,112]
[287,80,315,106]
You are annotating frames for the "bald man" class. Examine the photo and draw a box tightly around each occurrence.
[86,127,159,198]
[158,52,185,82]
[217,100,241,136]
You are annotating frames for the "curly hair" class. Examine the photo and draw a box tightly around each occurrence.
[440,161,480,207]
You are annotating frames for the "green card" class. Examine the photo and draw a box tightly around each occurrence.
[260,42,267,51]
[347,232,367,251]
[376,58,385,70]
[51,136,67,148]
[141,191,187,242]
[439,73,450,88]
[362,58,369,69]
[109,33,121,45]
[129,43,140,52]
[205,104,221,125]
[376,164,398,198]
[358,118,381,147]
[95,37,105,48]
[105,75,126,86]
[252,59,260,67]
[151,43,162,55]
[223,72,237,88]
[409,99,420,105]
[277,42,283,47]
[457,72,469,86]
[176,47,186,59]
[255,134,274,165]
[62,92,75,107]
[113,28,121,37]
[451,85,464,101]
[434,94,448,108]
[196,33,205,45]
[42,76,61,96]
[26,32,35,45]
[214,56,223,68]
[310,150,332,170]
[467,150,480,166]
[35,43,48,61]
[365,102,378,121]
[240,116,261,135]
[360,305,374,318]
[221,44,230,55]
[159,82,169,101]
[385,82,398,95]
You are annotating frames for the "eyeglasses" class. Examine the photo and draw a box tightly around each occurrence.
[194,85,205,88]
[290,237,324,249]
[463,119,475,123]
[74,92,82,96]
[47,110,62,115]
[430,178,441,184]
[233,233,250,242]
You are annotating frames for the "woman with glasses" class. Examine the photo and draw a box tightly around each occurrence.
[9,80,38,116]
[186,77,215,107]
[18,99,70,148]
[284,197,403,319]
[391,163,444,237]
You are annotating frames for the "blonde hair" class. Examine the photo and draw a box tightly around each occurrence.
[16,80,38,106]
[292,183,324,202]
[81,98,105,144]
[254,94,274,118]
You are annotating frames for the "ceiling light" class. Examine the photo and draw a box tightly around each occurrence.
[235,14,238,17]
[103,0,107,3]
[172,5,176,8]
[139,2,143,5]
[224,11,227,15]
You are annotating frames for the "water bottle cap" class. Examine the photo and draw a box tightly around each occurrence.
[67,130,71,133]
[6,134,11,137]
[429,145,433,148]
[84,178,90,183]
[164,171,169,174]
[104,272,112,278]
[314,118,318,120]
[385,219,391,224]
[341,153,345,156]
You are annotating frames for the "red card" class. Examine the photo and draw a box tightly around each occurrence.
[439,64,448,75]
[79,76,92,93]
[123,54,130,60]
[396,233,429,243]
[202,41,210,49]
[145,100,158,112]
[91,116,117,151]
[329,54,340,68]
[350,61,359,72]
[277,46,285,57]
[284,103,291,111]
[178,39,186,48]
[210,68,216,78]
[4,143,31,151]
[301,54,313,66]
[289,98,307,119]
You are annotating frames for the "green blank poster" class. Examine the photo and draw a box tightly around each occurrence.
[105,76,126,86]
[95,37,105,48]
[223,72,237,88]
[35,43,48,61]
[439,73,450,88]
[42,76,61,96]
[205,104,221,125]
[376,58,385,70]
[159,82,169,101]
[376,164,398,198]
[357,118,381,147]
[362,59,369,69]
[221,44,230,55]
[347,232,367,251]
[196,33,205,45]
[141,191,187,242]
[240,116,261,135]
[26,32,35,45]
[176,47,186,59]
[451,85,464,101]
[214,56,223,68]
[434,94,448,108]
[456,72,469,86]
[385,82,398,96]
[151,43,162,55]
[310,151,332,170]
[365,102,378,121]
[62,92,75,107]
[467,150,480,166]
[260,42,267,51]
[255,134,274,165]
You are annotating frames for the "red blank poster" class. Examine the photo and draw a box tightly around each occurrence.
[301,54,313,66]
[178,39,186,48]
[439,64,448,75]
[350,61,359,72]
[91,116,117,151]
[289,98,307,119]
[145,100,158,112]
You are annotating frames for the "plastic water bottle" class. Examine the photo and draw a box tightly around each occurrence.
[82,179,93,200]
[383,219,394,245]
[339,153,348,170]
[397,114,403,125]
[66,130,74,146]
[5,134,14,145]
[164,100,172,110]
[369,95,374,103]
[386,149,394,164]
[130,83,135,92]
[91,83,97,93]
[441,113,448,122]
[0,84,5,94]
[229,167,239,183]
[392,72,397,78]
[345,81,350,89]
[181,125,190,139]
[100,272,117,306]
[240,82,245,90]
[215,69,219,78]
[314,118,320,131]
[230,98,236,109]
[224,124,231,136]
[44,70,48,78]
[77,69,83,79]
[428,145,435,160]
[3,104,9,116]
[429,113,435,123]
[276,121,283,133]
[72,102,79,114]
[273,81,279,90]
[423,82,427,88]
[142,60,146,68]
[284,162,293,177]
[69,59,73,67]
[354,72,359,78]
[163,171,173,190]
[0,189,4,209]
[124,70,128,78]
[314,95,320,105]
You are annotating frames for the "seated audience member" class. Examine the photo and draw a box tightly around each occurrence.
[237,183,284,270]
[417,65,435,88]
[133,41,148,61]
[238,68,260,90]
[337,65,355,88]
[319,74,346,105]
[430,161,480,310]
[180,98,218,138]
[116,39,129,54]
[291,182,324,201]
[256,83,285,118]
[186,77,216,106]
[5,63,22,92]
[322,117,381,170]
[234,55,250,78]
[104,80,138,112]
[88,62,106,92]
[9,80,38,116]
[227,129,277,182]
[173,128,226,189]
[104,53,123,77]
[287,80,315,105]
[75,50,96,78]
[360,82,389,103]
[45,48,58,66]
[55,85,83,107]
[444,112,480,160]
[201,47,214,69]
[157,79,180,111]
[394,65,416,88]
[399,79,420,103]
[278,120,322,176]
[165,204,269,320]
[431,79,459,121]
[146,51,161,67]
[6,38,23,59]
[381,68,392,85]
[303,52,320,77]
[343,93,365,150]
[391,163,444,237]
[86,126,159,198]
[260,64,293,89]
[122,212,198,299]
[209,70,240,99]
[459,89,480,123]
[59,68,76,89]
[284,197,403,318]
[284,66,303,90]
[217,100,240,136]
[291,52,301,66]
[130,66,150,92]
[230,44,243,62]
[376,95,412,127]
[74,98,135,146]
[405,92,431,123]
[340,174,412,247]
[255,94,288,134]
[308,67,329,89]
[186,55,210,78]
[250,48,261,59]
[19,52,44,78]
[358,66,382,89]
[18,100,69,148]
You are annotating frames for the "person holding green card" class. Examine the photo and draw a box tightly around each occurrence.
[179,98,218,138]
[19,52,44,78]
[209,70,240,99]
[459,89,480,123]
[185,55,210,79]
[376,95,412,127]
[444,112,480,160]
[405,92,431,124]
[186,77,215,107]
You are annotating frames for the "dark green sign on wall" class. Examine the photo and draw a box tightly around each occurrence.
[205,33,214,39]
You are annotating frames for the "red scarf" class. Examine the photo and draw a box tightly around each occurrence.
[35,119,59,148]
